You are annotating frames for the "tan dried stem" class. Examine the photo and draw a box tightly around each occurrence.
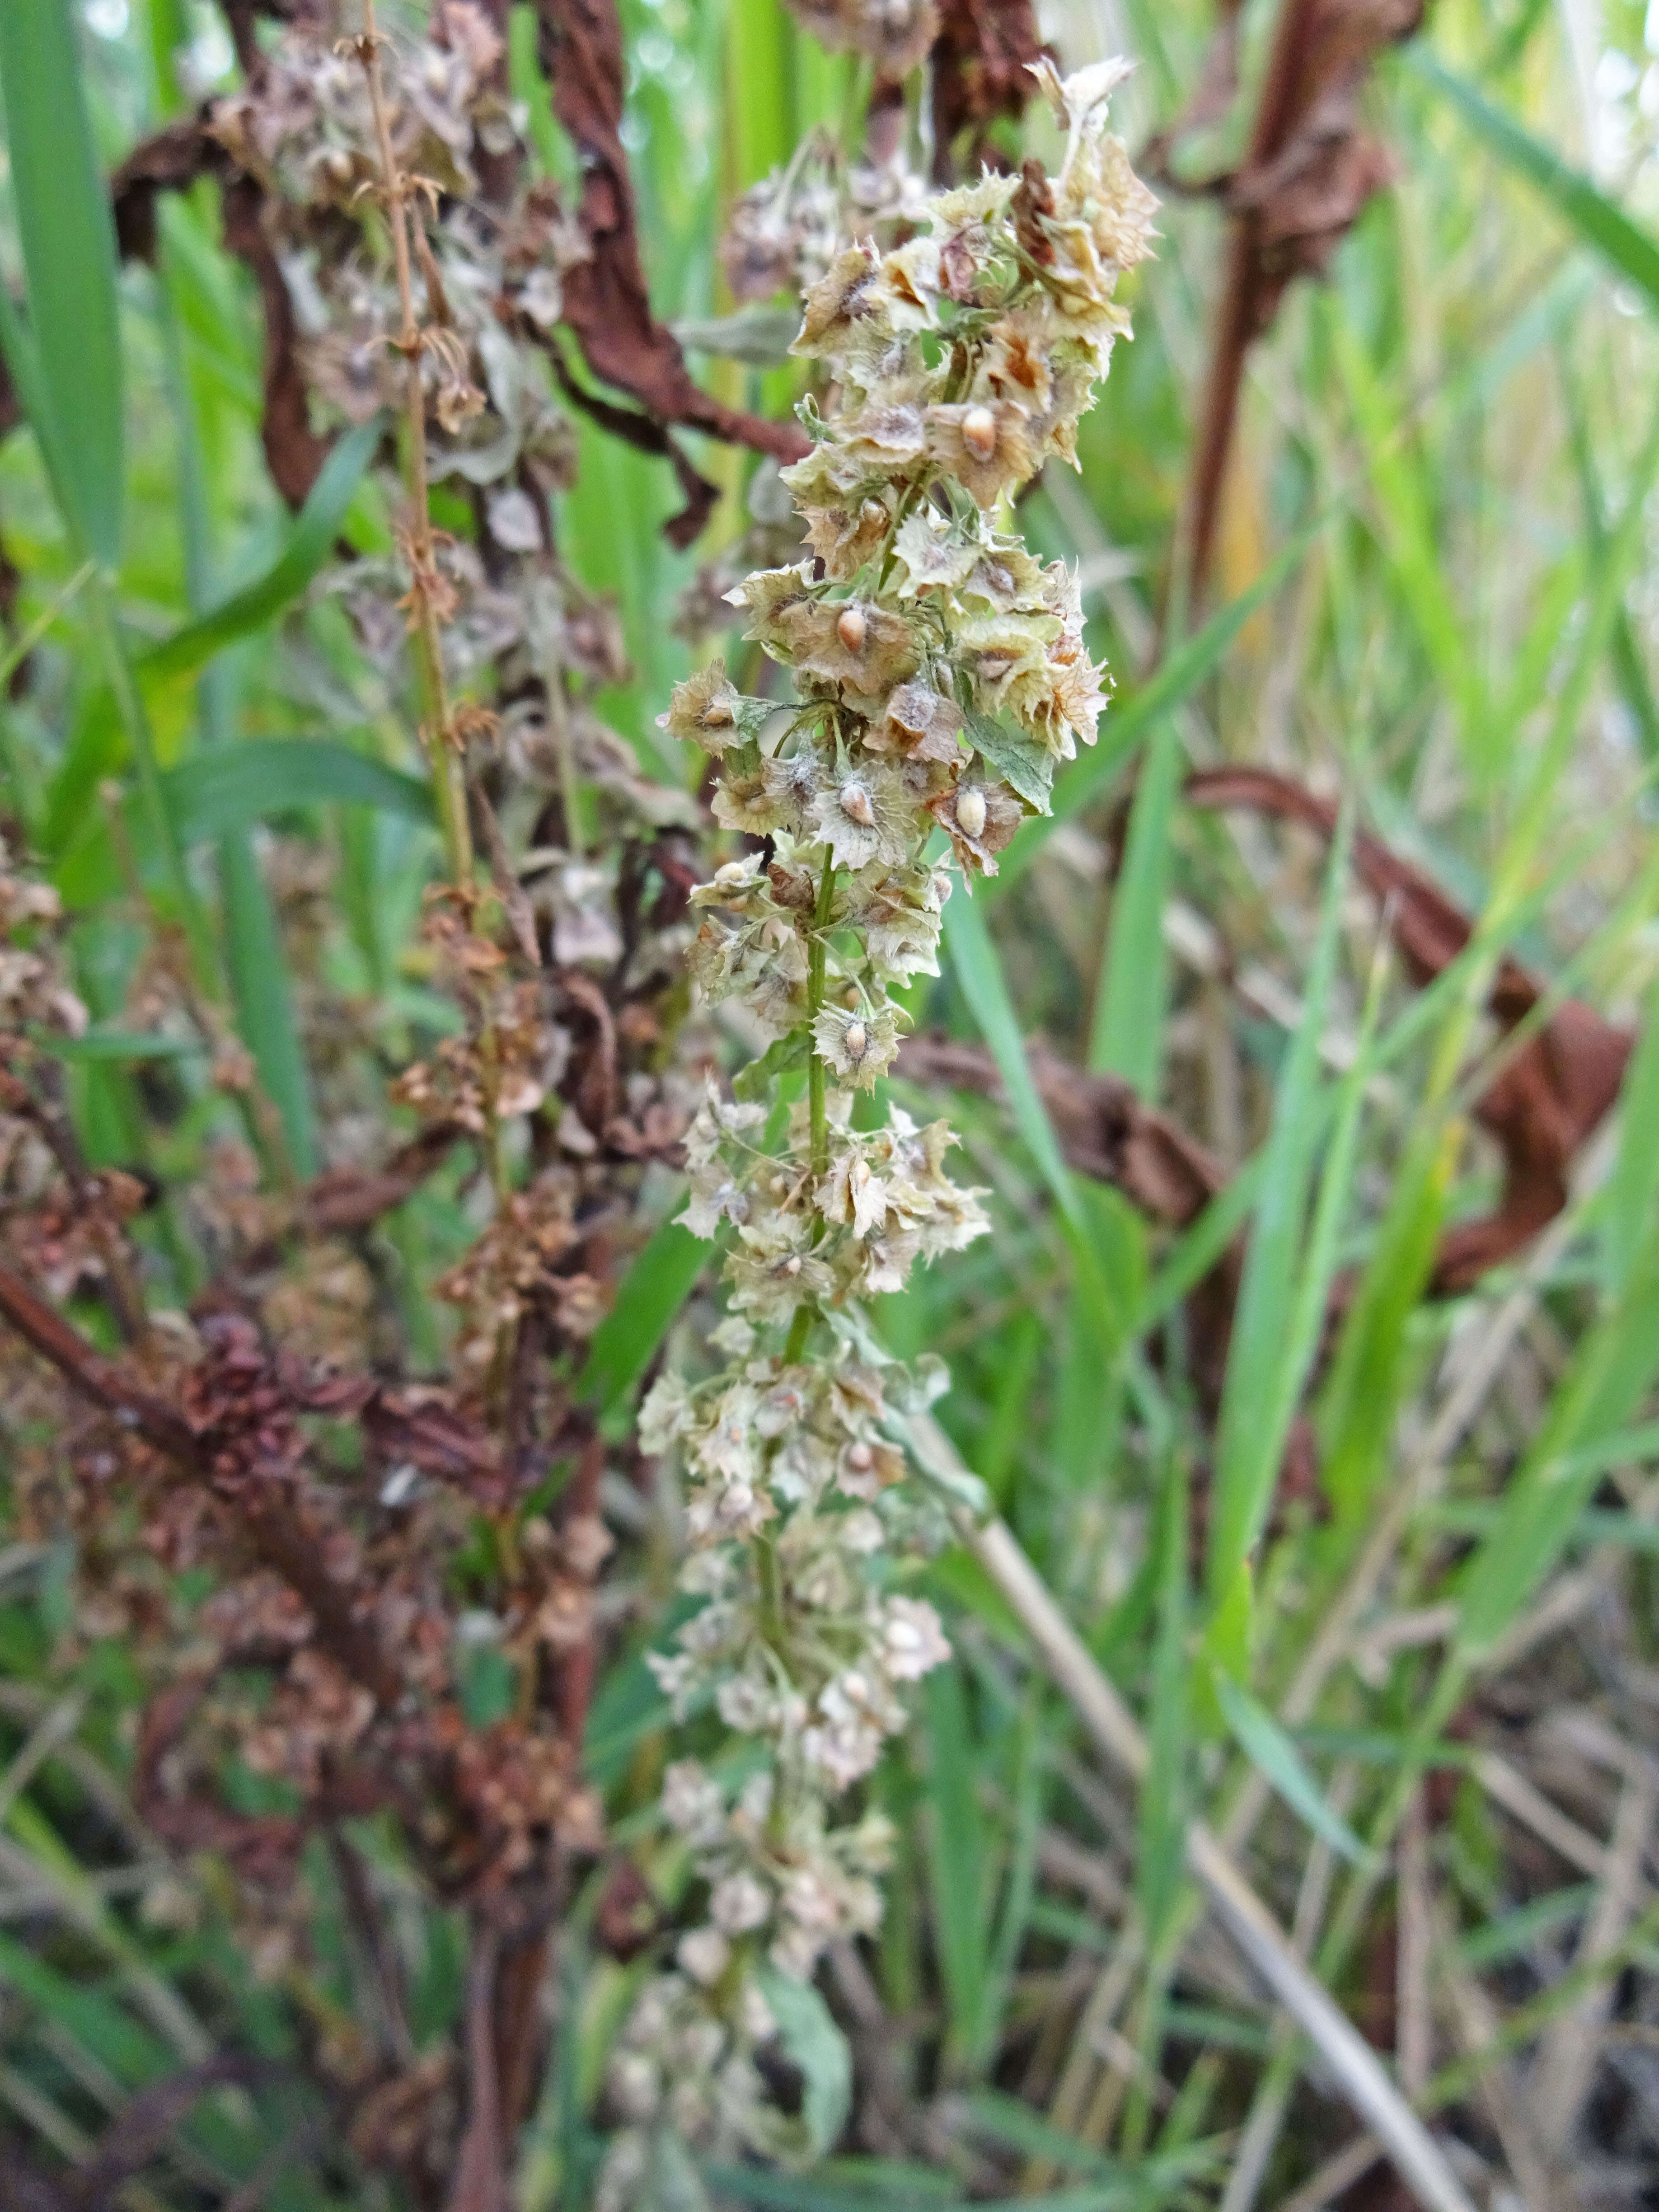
[354,0,473,892]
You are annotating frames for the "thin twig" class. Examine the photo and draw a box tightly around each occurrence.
[353,0,473,889]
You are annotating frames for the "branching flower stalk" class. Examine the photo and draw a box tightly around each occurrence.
[601,61,1155,2197]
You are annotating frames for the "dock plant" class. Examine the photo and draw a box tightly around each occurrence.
[598,59,1155,2198]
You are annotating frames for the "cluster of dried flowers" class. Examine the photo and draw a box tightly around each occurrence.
[598,60,1154,2198]
[784,0,941,76]
[206,3,707,1401]
[0,4,714,2194]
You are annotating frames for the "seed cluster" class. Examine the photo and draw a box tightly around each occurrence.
[600,61,1154,2200]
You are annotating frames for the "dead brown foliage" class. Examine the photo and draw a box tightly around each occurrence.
[1156,0,1426,603]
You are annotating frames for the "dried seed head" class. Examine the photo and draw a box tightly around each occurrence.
[837,605,868,653]
[839,781,876,827]
[844,1021,868,1062]
[956,787,988,840]
[961,405,998,460]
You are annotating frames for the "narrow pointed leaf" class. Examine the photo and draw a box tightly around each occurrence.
[161,740,434,846]
[1412,49,1659,310]
[141,415,384,684]
[0,0,125,570]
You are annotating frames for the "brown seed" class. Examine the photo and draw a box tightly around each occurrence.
[837,605,868,652]
[702,697,735,726]
[840,781,876,827]
[961,405,998,460]
[956,787,988,840]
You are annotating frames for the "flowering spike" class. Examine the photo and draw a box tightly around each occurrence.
[600,67,1152,2203]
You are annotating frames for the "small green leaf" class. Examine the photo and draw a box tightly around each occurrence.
[965,708,1054,813]
[753,1965,853,2159]
[456,1643,516,1729]
[674,305,802,366]
[735,1029,811,1101]
[644,2127,716,2212]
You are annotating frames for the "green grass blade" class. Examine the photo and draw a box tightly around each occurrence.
[141,415,384,685]
[1411,49,1659,310]
[84,571,221,990]
[991,520,1326,900]
[0,0,125,571]
[1562,365,1659,759]
[1137,1453,1190,1950]
[1600,979,1659,1299]
[161,257,317,1180]
[578,1217,710,1421]
[1088,716,1181,1091]
[1455,1221,1659,1660]
[162,740,435,845]
[1206,811,1353,1608]
[943,889,1130,1364]
[923,1661,992,2075]
[943,890,1078,1226]
[1211,1673,1373,1866]
[507,3,566,179]
[980,1702,1042,2070]
[1334,331,1483,762]
[218,834,316,1178]
[30,1027,195,1063]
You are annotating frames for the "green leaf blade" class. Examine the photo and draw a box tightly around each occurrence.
[0,0,125,570]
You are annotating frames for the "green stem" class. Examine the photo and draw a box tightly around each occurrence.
[807,844,835,1179]
[755,1531,786,1650]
